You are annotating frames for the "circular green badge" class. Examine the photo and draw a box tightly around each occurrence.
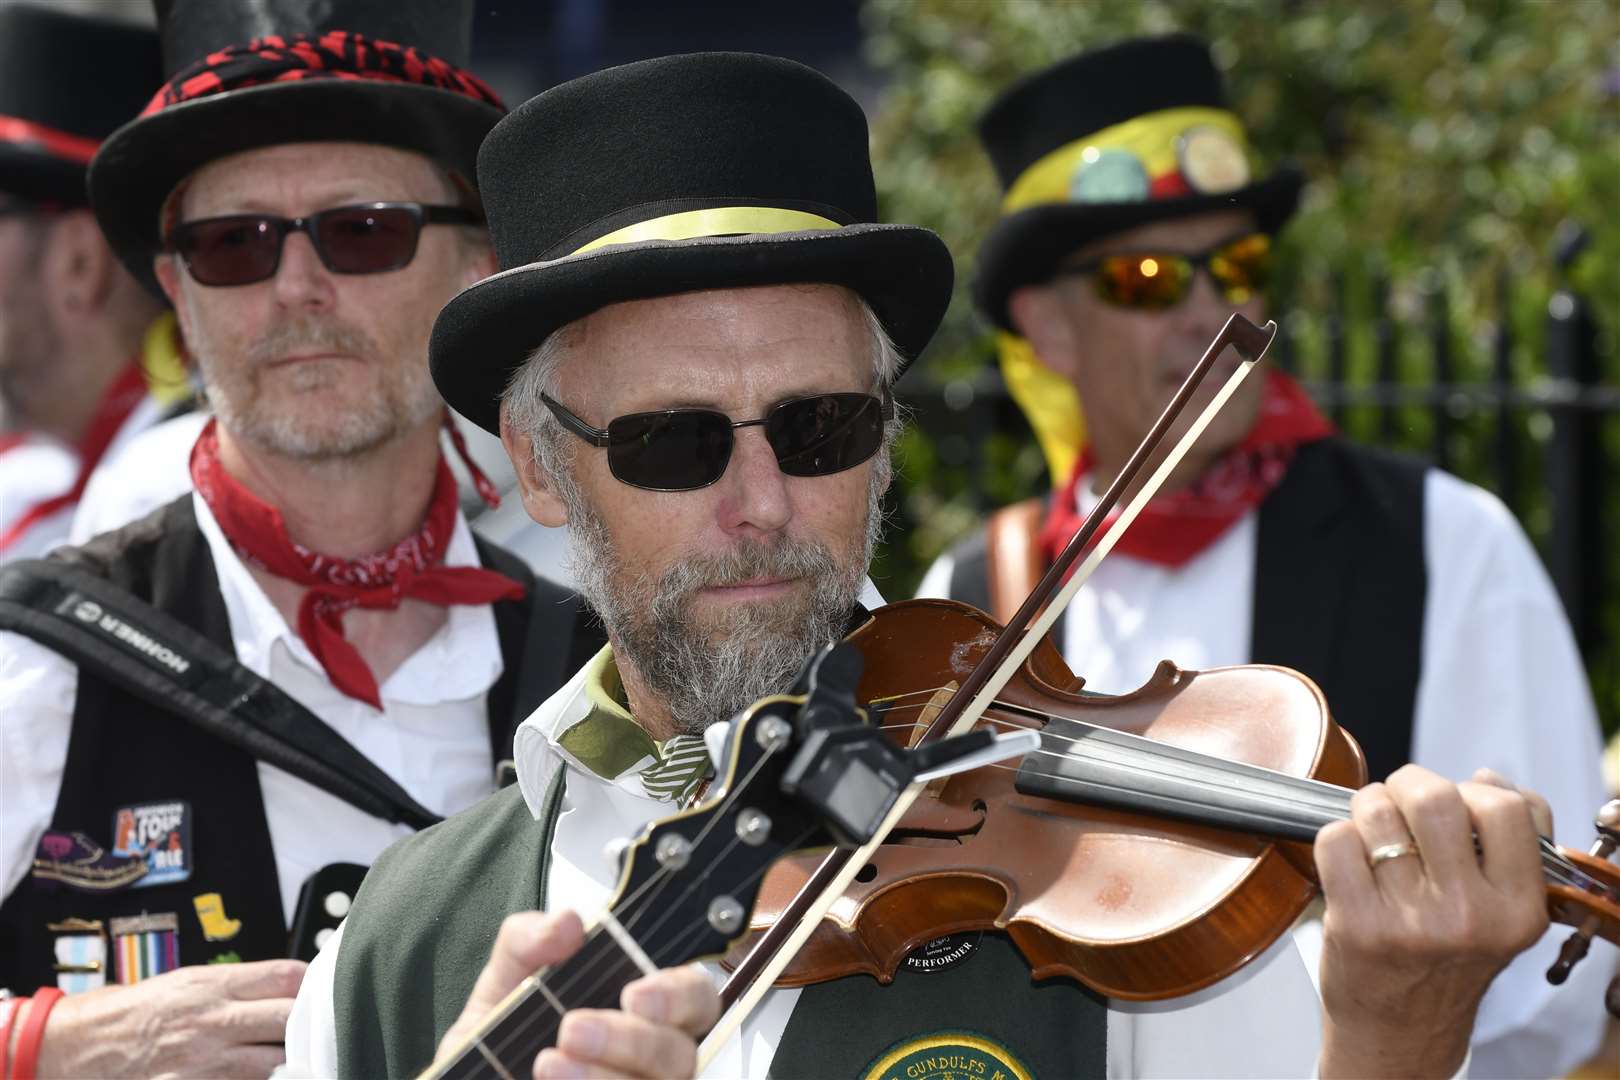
[861,1030,1034,1080]
[1069,147,1149,204]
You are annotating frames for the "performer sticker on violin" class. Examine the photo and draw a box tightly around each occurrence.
[861,1031,1033,1080]
[111,800,191,887]
[902,932,982,974]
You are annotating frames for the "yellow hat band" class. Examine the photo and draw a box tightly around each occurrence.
[570,206,844,256]
[1001,106,1250,215]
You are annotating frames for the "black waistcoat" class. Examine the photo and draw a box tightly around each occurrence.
[946,437,1427,783]
[0,496,600,992]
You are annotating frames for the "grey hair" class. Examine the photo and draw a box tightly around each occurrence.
[500,289,905,491]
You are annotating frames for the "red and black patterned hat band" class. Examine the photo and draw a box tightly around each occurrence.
[141,30,505,119]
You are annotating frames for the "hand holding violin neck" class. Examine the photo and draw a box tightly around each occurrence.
[1313,766,1553,1079]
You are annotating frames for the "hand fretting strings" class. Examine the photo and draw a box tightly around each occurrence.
[871,689,1605,897]
[447,733,824,1079]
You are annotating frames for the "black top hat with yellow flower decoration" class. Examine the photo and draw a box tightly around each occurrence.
[0,4,160,207]
[973,33,1302,332]
[87,0,505,290]
[430,52,955,436]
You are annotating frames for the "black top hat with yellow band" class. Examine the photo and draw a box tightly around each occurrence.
[87,0,505,291]
[430,52,955,436]
[0,5,160,207]
[973,34,1302,486]
[974,33,1302,332]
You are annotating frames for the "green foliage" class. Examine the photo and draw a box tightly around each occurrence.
[864,0,1620,736]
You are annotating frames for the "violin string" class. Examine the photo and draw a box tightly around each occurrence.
[874,698,1604,895]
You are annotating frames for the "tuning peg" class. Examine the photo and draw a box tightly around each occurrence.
[1547,801,1620,987]
[1593,800,1620,859]
[603,837,631,870]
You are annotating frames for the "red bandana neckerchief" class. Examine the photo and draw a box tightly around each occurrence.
[189,419,525,709]
[1038,370,1335,569]
[0,360,147,553]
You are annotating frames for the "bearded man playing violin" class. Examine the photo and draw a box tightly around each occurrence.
[921,34,1613,1078]
[275,53,1587,1080]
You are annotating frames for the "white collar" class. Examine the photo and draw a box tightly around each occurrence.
[190,490,505,706]
[511,646,664,818]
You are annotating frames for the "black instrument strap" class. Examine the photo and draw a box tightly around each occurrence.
[0,558,442,830]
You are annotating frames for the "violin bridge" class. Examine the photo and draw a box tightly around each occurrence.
[910,682,960,798]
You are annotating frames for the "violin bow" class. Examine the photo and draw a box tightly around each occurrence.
[701,314,1278,1064]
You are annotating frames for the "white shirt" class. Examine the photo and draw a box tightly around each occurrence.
[68,409,209,546]
[289,635,1346,1079]
[916,467,1614,1078]
[1,492,506,926]
[0,394,171,565]
[0,437,80,562]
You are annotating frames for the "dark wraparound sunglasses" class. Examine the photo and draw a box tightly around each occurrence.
[542,391,893,492]
[1057,232,1272,310]
[166,202,483,287]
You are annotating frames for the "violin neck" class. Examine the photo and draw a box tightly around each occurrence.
[1013,711,1593,894]
[1013,709,1350,843]
[425,916,648,1080]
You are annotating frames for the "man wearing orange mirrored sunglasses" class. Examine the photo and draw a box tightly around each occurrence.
[919,33,1612,1079]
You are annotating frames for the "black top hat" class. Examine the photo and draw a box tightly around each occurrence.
[0,5,160,207]
[974,33,1302,330]
[87,0,504,290]
[430,52,954,435]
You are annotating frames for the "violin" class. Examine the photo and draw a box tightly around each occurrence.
[724,598,1620,1000]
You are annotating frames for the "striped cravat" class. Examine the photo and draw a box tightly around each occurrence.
[639,734,713,803]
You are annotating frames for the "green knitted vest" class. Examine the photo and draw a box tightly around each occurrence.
[334,777,565,1078]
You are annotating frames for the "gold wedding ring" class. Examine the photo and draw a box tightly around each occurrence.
[1367,840,1421,868]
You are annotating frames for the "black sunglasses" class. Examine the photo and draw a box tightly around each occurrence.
[541,391,893,492]
[166,202,483,287]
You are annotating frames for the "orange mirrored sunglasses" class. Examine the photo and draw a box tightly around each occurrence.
[1057,232,1272,310]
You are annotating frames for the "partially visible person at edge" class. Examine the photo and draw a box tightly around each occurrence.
[914,34,1612,1078]
[0,0,659,1075]
[0,4,182,565]
[284,52,1560,1080]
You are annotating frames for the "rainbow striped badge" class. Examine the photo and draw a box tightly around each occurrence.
[109,912,180,984]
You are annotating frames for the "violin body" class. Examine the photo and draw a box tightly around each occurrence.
[726,599,1367,1001]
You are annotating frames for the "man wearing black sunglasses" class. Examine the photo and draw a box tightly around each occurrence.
[0,6,171,565]
[290,52,1562,1080]
[921,34,1612,1077]
[0,2,710,1078]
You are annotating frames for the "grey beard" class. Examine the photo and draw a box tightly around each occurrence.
[560,469,882,736]
[196,314,439,460]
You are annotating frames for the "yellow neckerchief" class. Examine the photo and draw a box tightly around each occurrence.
[136,311,190,410]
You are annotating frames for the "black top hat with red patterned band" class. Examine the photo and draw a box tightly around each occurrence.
[973,33,1302,331]
[87,0,504,290]
[0,5,160,207]
[430,52,954,436]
